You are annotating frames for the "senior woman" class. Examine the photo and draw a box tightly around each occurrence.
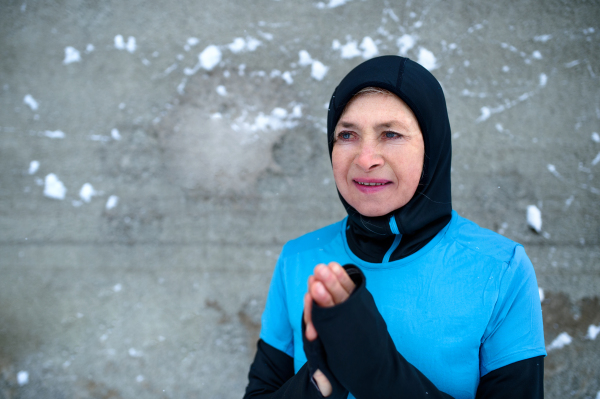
[244,55,546,399]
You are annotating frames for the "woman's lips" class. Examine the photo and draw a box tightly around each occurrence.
[352,179,392,193]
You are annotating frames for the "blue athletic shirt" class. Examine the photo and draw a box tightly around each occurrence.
[259,210,546,399]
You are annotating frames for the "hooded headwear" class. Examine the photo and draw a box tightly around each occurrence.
[327,55,452,262]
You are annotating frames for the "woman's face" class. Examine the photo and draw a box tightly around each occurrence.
[332,92,424,217]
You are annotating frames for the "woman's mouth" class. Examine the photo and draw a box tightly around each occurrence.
[353,179,391,193]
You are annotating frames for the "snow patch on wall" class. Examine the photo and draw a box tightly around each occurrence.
[417,47,437,70]
[546,332,572,351]
[44,174,66,200]
[23,94,39,110]
[63,46,81,64]
[28,160,40,175]
[527,205,542,233]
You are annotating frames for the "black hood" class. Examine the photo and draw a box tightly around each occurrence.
[327,55,452,262]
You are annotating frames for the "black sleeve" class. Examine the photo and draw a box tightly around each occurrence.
[476,356,544,399]
[311,265,454,399]
[311,265,544,399]
[244,339,343,399]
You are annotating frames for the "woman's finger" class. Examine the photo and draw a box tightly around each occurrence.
[314,264,349,305]
[310,280,336,308]
[329,262,355,295]
[313,369,333,397]
[304,292,318,341]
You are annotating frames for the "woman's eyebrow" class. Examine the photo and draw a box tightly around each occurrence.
[337,120,410,130]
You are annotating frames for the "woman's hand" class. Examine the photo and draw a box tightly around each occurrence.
[303,262,356,397]
[304,262,356,340]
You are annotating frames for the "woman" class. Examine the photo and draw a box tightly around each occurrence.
[244,55,546,399]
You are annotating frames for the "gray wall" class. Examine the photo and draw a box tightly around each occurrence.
[1,0,599,398]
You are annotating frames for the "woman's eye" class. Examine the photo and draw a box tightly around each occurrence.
[384,131,400,139]
[338,132,353,140]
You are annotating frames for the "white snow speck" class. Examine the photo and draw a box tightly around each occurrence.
[592,132,600,142]
[397,34,415,56]
[532,50,542,59]
[359,37,378,59]
[63,46,81,64]
[538,287,544,302]
[85,44,94,53]
[591,152,600,166]
[534,34,552,42]
[17,371,29,386]
[23,94,39,111]
[565,195,574,207]
[245,37,261,51]
[105,195,119,210]
[44,173,66,200]
[126,37,136,53]
[317,0,351,8]
[298,50,313,66]
[339,40,362,59]
[43,130,65,139]
[565,60,580,68]
[111,128,121,140]
[527,205,542,233]
[128,348,143,357]
[335,37,378,59]
[187,37,199,46]
[311,60,329,81]
[476,107,491,122]
[114,35,125,49]
[546,332,572,351]
[114,35,136,53]
[228,38,246,53]
[216,85,227,96]
[539,73,547,87]
[199,45,221,70]
[502,65,510,72]
[417,47,437,70]
[595,391,600,399]
[227,37,261,53]
[136,375,145,382]
[113,283,122,292]
[28,160,40,175]
[90,135,110,142]
[547,164,562,179]
[79,183,97,203]
[281,71,293,85]
[586,325,600,340]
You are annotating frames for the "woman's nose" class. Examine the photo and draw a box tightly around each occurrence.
[354,141,383,171]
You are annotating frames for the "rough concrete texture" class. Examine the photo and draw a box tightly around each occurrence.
[0,0,599,397]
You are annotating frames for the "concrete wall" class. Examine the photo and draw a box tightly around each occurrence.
[1,0,598,397]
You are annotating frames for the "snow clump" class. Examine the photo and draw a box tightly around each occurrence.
[17,371,29,386]
[417,47,437,71]
[106,195,119,210]
[28,160,40,175]
[546,332,572,351]
[586,325,600,340]
[527,205,542,233]
[114,35,136,53]
[44,174,66,200]
[63,46,81,64]
[23,94,39,111]
[79,183,98,203]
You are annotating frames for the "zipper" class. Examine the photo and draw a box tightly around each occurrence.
[382,215,402,263]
